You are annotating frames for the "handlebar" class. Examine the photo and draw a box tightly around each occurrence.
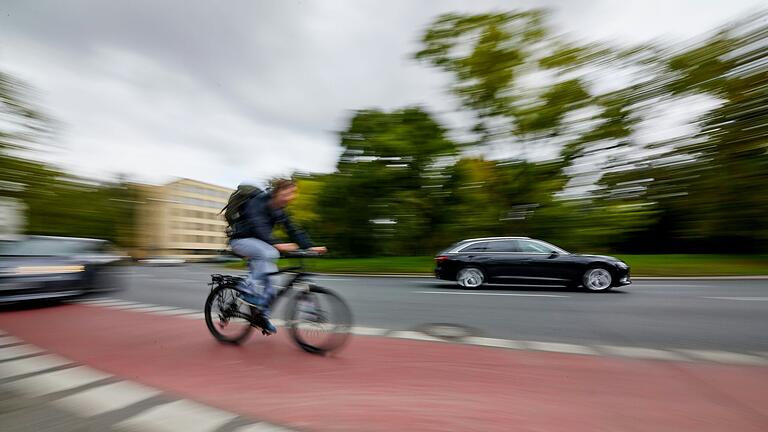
[282,250,323,258]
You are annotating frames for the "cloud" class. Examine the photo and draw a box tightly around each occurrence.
[0,0,763,187]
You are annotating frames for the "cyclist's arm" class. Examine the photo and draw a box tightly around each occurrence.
[278,209,313,249]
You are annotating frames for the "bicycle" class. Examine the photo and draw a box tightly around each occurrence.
[204,250,353,354]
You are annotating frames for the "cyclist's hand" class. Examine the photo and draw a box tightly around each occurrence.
[275,243,299,252]
[309,246,327,254]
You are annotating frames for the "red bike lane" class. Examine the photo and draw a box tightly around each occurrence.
[1,303,767,432]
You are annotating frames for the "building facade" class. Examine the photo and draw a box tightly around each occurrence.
[137,178,233,260]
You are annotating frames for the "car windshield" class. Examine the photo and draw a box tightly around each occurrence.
[514,240,569,254]
[0,238,100,256]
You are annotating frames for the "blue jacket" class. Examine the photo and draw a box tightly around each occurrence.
[229,191,313,248]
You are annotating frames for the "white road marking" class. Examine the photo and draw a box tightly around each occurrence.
[676,349,768,366]
[0,354,71,379]
[113,399,237,432]
[351,327,390,336]
[463,337,525,350]
[78,299,132,306]
[0,335,22,346]
[0,344,44,361]
[702,297,768,301]
[151,308,202,316]
[128,305,185,313]
[178,312,206,320]
[414,291,569,298]
[54,380,162,416]
[525,341,599,356]
[388,331,443,342]
[103,303,158,310]
[9,365,111,397]
[235,423,295,432]
[598,346,687,361]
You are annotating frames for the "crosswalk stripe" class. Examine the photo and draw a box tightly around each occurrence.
[350,327,389,336]
[113,399,237,432]
[0,335,22,346]
[234,423,296,431]
[9,365,112,397]
[53,380,162,416]
[0,354,73,379]
[0,344,44,361]
[128,305,184,313]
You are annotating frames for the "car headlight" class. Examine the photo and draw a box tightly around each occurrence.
[615,261,628,269]
[15,265,85,275]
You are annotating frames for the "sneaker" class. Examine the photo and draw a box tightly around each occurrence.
[261,317,277,334]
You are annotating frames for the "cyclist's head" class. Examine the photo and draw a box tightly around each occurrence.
[270,178,298,208]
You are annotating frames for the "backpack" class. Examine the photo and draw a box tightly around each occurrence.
[221,184,262,229]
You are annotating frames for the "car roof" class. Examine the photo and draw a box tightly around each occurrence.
[460,236,531,242]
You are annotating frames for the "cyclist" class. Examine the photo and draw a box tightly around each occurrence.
[228,178,326,333]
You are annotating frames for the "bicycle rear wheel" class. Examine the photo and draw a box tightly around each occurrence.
[205,284,255,345]
[287,285,352,354]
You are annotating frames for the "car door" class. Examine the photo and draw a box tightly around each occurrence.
[483,240,532,283]
[516,240,571,284]
[457,241,499,277]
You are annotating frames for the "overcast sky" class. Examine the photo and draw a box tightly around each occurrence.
[0,0,763,188]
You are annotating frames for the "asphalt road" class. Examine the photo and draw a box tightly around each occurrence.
[112,264,768,353]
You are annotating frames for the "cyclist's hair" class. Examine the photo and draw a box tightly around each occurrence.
[270,177,297,193]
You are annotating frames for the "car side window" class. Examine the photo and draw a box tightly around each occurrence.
[517,240,552,253]
[461,242,489,252]
[485,241,520,252]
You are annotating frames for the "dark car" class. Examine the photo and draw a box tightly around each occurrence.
[0,236,126,303]
[434,237,631,292]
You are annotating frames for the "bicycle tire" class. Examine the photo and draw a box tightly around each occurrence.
[287,285,353,354]
[204,284,255,345]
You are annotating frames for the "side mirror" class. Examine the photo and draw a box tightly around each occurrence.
[548,251,559,259]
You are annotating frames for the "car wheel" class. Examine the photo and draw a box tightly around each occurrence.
[456,267,485,288]
[582,266,613,292]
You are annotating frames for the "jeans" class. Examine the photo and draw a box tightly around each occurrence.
[229,238,280,303]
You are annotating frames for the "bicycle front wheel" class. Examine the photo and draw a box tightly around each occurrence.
[287,285,353,354]
[205,284,255,345]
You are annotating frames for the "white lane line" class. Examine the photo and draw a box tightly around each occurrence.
[414,291,569,298]
[702,297,768,302]
[463,337,526,350]
[128,306,184,313]
[113,399,237,432]
[77,299,130,306]
[151,308,202,316]
[54,380,162,416]
[9,366,111,397]
[0,330,7,336]
[0,335,22,346]
[676,349,768,366]
[351,327,390,336]
[104,303,158,311]
[0,344,44,361]
[598,346,687,361]
[177,312,206,320]
[525,341,599,356]
[388,331,443,342]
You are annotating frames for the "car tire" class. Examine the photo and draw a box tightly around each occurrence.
[456,267,486,289]
[582,266,613,292]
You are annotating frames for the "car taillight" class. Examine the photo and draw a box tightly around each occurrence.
[435,256,449,263]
